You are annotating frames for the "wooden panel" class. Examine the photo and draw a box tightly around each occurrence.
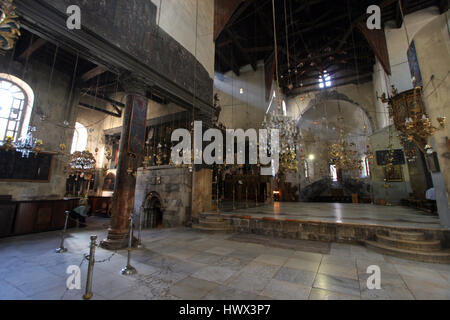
[0,203,16,237]
[14,203,38,235]
[35,206,52,232]
[0,149,54,182]
[214,0,243,40]
[51,200,69,229]
[357,22,391,75]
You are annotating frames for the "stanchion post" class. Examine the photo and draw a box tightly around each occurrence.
[121,216,137,276]
[56,211,70,253]
[83,235,97,300]
[137,208,143,249]
[255,186,258,207]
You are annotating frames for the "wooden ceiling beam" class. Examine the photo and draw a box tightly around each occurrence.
[225,29,257,71]
[81,66,107,82]
[216,49,240,76]
[18,38,47,61]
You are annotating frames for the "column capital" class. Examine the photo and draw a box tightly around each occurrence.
[121,76,147,96]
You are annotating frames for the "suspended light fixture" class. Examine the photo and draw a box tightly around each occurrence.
[15,126,44,158]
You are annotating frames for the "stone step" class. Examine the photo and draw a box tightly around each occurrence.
[199,220,230,229]
[192,224,233,234]
[389,230,426,241]
[365,241,450,264]
[199,214,224,222]
[377,235,442,252]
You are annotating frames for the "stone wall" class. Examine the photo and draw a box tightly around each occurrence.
[134,166,192,228]
[43,0,214,104]
[0,56,78,200]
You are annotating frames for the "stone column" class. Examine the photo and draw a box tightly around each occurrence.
[101,78,148,250]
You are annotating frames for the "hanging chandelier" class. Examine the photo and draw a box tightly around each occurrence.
[0,0,20,53]
[67,150,96,176]
[328,112,362,172]
[262,93,301,173]
[15,126,44,158]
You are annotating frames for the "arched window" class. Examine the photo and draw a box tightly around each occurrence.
[71,122,88,153]
[0,75,34,142]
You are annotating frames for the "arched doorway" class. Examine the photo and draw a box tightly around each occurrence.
[143,192,164,229]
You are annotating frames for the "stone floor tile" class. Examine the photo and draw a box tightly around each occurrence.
[360,283,415,300]
[313,274,360,297]
[254,254,288,266]
[227,272,272,294]
[169,277,219,299]
[283,257,320,273]
[203,285,257,300]
[192,266,237,284]
[274,267,317,287]
[309,288,360,300]
[318,263,358,280]
[237,261,281,279]
[321,255,356,268]
[292,251,323,263]
[261,279,310,300]
[205,246,235,256]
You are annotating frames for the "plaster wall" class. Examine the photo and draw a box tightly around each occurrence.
[214,63,267,130]
[384,6,441,93]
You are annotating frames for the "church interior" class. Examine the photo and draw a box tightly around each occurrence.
[0,0,449,301]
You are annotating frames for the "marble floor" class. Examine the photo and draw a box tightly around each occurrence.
[0,217,449,300]
[222,202,445,229]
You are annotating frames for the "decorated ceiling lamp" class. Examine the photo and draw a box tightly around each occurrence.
[328,106,362,172]
[15,126,44,158]
[67,150,96,177]
[0,0,20,53]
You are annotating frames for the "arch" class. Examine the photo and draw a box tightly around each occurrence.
[143,191,165,229]
[0,73,34,141]
[71,122,88,153]
[296,90,376,132]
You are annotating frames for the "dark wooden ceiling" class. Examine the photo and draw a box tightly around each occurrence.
[215,0,447,96]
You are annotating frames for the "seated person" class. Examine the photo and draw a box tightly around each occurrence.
[71,198,89,228]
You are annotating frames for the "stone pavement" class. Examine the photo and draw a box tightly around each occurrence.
[0,218,449,300]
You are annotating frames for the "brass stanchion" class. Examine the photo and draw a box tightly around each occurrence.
[56,211,70,253]
[83,235,97,300]
[137,208,143,249]
[121,216,137,275]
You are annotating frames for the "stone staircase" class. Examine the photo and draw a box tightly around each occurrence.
[192,212,233,233]
[365,230,450,264]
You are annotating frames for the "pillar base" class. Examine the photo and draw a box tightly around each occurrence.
[100,229,128,250]
[100,229,139,250]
